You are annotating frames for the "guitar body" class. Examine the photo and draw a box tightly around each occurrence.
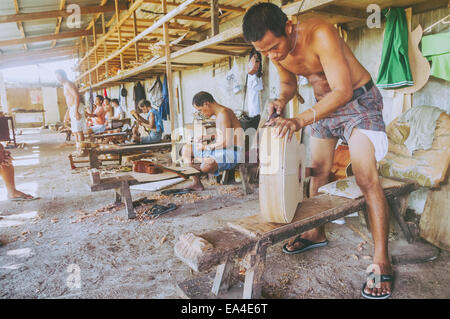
[259,127,306,223]
[396,25,431,94]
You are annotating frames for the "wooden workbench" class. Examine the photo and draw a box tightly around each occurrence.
[174,177,418,299]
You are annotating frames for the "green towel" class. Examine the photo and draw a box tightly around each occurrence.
[422,32,450,82]
[376,8,414,89]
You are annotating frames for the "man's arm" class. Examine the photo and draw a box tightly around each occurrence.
[206,113,233,150]
[269,62,298,117]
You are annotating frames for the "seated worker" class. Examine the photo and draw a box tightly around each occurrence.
[131,100,163,144]
[111,98,125,120]
[103,97,114,122]
[86,95,107,134]
[181,91,244,190]
[0,144,38,201]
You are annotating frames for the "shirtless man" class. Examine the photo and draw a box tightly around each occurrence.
[243,3,391,299]
[181,92,244,190]
[55,69,86,156]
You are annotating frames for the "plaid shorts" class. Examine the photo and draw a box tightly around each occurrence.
[310,85,386,143]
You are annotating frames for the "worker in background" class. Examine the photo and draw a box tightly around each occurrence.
[243,3,390,299]
[86,95,107,134]
[131,100,163,144]
[55,69,87,156]
[180,91,244,191]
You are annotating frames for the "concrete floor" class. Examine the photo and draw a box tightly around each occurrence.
[0,129,449,299]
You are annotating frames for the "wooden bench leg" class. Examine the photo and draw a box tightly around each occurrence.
[243,239,270,299]
[239,165,253,195]
[388,195,415,243]
[119,180,136,219]
[211,258,234,296]
[89,148,100,169]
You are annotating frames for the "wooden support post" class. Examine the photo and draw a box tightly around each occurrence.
[210,0,219,36]
[211,258,234,296]
[132,0,140,62]
[243,239,270,299]
[239,164,252,195]
[89,147,100,169]
[85,36,92,86]
[115,0,124,71]
[388,195,415,243]
[92,18,99,83]
[162,0,176,146]
[101,13,108,78]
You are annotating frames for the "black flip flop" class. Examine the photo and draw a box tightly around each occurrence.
[282,237,328,255]
[145,203,177,218]
[161,188,192,196]
[361,272,394,299]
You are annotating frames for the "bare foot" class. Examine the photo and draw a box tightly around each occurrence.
[8,190,34,200]
[363,262,393,298]
[185,181,205,191]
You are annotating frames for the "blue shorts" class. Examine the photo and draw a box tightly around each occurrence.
[91,124,106,134]
[193,146,243,176]
[141,131,162,144]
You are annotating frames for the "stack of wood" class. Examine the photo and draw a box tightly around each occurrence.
[133,160,162,174]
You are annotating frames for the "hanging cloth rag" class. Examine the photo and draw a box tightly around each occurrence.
[421,32,450,82]
[397,105,445,154]
[159,74,170,121]
[376,8,414,89]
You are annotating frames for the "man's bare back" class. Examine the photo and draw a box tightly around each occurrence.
[214,106,243,149]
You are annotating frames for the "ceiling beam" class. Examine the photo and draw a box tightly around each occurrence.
[0,29,101,47]
[13,0,27,51]
[142,0,245,13]
[51,0,67,48]
[0,3,127,24]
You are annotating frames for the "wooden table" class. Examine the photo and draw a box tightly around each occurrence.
[89,166,200,219]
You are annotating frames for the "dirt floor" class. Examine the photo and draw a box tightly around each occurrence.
[0,129,449,299]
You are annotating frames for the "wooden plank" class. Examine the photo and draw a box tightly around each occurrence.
[0,3,127,24]
[115,0,124,71]
[101,13,109,78]
[51,0,67,48]
[132,0,140,62]
[143,0,245,13]
[210,0,219,36]
[420,178,450,251]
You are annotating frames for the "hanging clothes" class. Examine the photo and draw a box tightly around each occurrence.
[422,32,450,82]
[246,73,263,117]
[148,76,164,107]
[133,82,146,111]
[376,8,414,89]
[103,88,108,98]
[159,74,170,121]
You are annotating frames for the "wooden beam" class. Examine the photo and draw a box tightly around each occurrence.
[85,0,108,31]
[51,0,67,48]
[132,0,140,62]
[317,5,366,21]
[115,0,125,71]
[142,0,245,13]
[77,0,196,82]
[93,18,99,83]
[13,0,28,51]
[85,37,92,86]
[101,13,108,78]
[0,3,127,24]
[210,0,219,36]
[0,29,101,47]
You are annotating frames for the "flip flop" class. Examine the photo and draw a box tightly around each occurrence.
[9,195,40,202]
[282,237,328,255]
[161,188,192,196]
[145,203,177,218]
[361,272,394,300]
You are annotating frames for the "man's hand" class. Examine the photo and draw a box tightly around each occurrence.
[75,112,81,121]
[272,117,302,141]
[269,98,287,119]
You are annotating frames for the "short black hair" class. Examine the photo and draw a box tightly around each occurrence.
[55,69,67,79]
[243,3,287,43]
[138,99,151,109]
[192,91,215,107]
[104,97,111,103]
[96,95,104,103]
[111,98,119,105]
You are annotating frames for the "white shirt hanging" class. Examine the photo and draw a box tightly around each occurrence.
[246,74,263,117]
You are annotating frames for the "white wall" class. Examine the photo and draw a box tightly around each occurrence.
[42,87,60,125]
